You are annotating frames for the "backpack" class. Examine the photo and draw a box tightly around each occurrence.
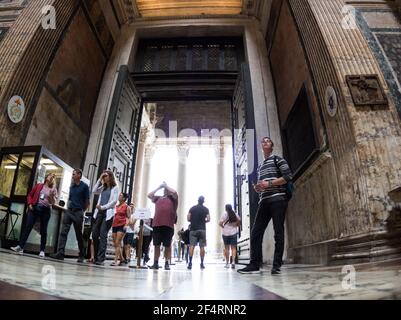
[273,156,294,200]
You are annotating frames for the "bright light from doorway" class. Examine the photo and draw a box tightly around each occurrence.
[145,143,234,254]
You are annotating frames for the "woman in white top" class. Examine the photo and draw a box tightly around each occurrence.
[219,204,241,269]
[92,170,119,265]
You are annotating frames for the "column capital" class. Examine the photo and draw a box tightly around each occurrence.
[139,127,149,143]
[214,142,225,160]
[177,142,190,160]
[144,145,155,160]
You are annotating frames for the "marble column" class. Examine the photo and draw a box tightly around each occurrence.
[214,141,226,256]
[132,128,148,207]
[176,142,190,232]
[139,145,155,209]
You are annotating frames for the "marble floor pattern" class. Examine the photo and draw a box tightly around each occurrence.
[0,249,400,300]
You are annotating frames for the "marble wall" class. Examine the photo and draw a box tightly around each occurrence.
[267,0,401,264]
[24,7,108,169]
[0,1,114,170]
[357,8,401,118]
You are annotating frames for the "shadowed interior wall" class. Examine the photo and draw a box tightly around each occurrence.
[24,6,108,168]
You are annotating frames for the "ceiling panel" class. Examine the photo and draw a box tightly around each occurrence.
[136,0,244,18]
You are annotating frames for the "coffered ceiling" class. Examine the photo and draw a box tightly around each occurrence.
[110,0,263,24]
[136,0,244,17]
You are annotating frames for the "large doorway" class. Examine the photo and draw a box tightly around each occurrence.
[101,37,257,260]
[135,100,234,255]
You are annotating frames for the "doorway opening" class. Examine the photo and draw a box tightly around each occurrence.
[134,100,234,255]
[101,36,257,261]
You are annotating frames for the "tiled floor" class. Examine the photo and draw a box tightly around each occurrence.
[0,249,400,300]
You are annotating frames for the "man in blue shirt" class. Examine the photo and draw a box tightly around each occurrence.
[51,169,89,262]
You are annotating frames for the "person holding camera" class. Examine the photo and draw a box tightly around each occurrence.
[147,182,178,270]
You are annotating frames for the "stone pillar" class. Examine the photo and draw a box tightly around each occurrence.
[132,128,148,207]
[139,145,155,208]
[214,141,226,256]
[176,142,190,231]
[83,23,138,176]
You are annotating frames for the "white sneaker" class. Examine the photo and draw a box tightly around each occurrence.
[39,251,45,258]
[224,263,229,268]
[11,246,23,254]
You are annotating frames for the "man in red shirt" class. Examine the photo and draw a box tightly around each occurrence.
[147,182,178,270]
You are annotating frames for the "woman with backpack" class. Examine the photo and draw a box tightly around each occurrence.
[219,204,241,269]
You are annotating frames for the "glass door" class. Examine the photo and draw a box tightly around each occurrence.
[0,153,19,238]
[25,154,64,253]
[0,149,39,245]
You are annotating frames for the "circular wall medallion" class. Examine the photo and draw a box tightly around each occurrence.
[325,86,338,117]
[7,95,25,123]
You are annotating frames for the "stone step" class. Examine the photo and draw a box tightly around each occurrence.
[334,237,401,254]
[330,227,401,265]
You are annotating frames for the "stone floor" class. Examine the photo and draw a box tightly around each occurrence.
[0,249,400,300]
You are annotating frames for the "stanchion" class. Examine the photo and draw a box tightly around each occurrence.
[176,239,182,262]
[129,219,147,269]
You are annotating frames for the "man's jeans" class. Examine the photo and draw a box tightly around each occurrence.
[57,209,85,257]
[250,200,288,269]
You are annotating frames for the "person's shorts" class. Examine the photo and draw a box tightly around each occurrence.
[123,233,134,246]
[222,234,238,246]
[152,226,174,247]
[112,225,126,234]
[189,230,207,247]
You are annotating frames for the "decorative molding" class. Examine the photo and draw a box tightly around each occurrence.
[325,86,338,117]
[293,151,332,188]
[346,74,388,107]
[139,127,149,143]
[177,142,190,159]
[144,145,155,159]
[356,9,401,118]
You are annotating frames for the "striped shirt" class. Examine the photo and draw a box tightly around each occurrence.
[257,155,293,203]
